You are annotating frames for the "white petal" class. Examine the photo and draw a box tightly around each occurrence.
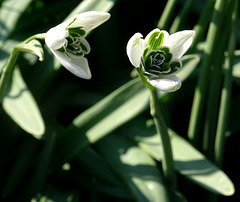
[50,50,91,79]
[147,75,182,92]
[67,11,111,33]
[45,27,69,50]
[126,33,145,67]
[168,30,195,59]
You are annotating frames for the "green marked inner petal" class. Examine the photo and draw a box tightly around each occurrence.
[146,31,164,50]
[68,27,86,37]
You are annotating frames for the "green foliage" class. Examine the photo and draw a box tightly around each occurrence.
[0,0,240,201]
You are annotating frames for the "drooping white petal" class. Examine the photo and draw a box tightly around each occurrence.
[67,11,111,33]
[126,33,145,68]
[168,30,195,59]
[147,75,182,92]
[50,50,91,79]
[45,27,69,50]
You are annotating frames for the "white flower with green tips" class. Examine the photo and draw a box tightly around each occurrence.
[127,28,195,92]
[45,11,110,79]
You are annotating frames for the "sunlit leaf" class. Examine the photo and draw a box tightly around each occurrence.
[3,67,45,138]
[124,118,235,196]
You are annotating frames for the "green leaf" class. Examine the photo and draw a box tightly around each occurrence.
[124,118,235,196]
[96,134,170,202]
[0,0,33,46]
[3,67,45,138]
[170,129,235,196]
[52,78,148,168]
[178,54,200,81]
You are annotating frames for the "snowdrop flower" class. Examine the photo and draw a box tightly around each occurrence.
[45,11,110,79]
[127,28,195,92]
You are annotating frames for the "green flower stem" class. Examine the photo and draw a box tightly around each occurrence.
[150,88,176,189]
[0,33,46,103]
[214,0,237,168]
[169,0,198,34]
[203,0,234,158]
[157,0,178,29]
[187,0,228,146]
[0,46,19,103]
[23,33,46,43]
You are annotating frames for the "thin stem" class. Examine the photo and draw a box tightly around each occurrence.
[157,0,178,29]
[150,88,176,189]
[187,0,228,146]
[0,46,19,103]
[0,33,46,103]
[214,0,237,168]
[23,33,46,43]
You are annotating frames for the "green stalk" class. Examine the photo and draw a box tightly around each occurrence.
[150,88,176,189]
[157,0,178,29]
[214,0,237,168]
[203,0,234,158]
[169,0,198,34]
[189,0,216,52]
[187,0,228,146]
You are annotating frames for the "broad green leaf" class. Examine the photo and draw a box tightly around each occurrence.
[66,0,116,19]
[170,129,235,196]
[3,67,45,138]
[0,0,33,46]
[96,134,170,202]
[51,78,148,168]
[124,118,235,196]
[76,147,124,186]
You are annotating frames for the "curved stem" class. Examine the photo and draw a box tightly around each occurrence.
[0,33,46,103]
[150,88,176,189]
[0,46,19,103]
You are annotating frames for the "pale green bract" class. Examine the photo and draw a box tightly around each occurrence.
[127,28,195,92]
[45,11,110,79]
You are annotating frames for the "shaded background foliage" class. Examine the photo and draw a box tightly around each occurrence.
[0,0,240,201]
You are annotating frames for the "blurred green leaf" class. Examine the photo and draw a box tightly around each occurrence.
[3,67,45,138]
[124,118,235,196]
[0,0,33,46]
[178,54,200,81]
[66,0,116,19]
[1,138,38,199]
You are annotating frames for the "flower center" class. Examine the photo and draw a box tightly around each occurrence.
[58,27,91,56]
[151,52,165,68]
[66,34,90,56]
[140,47,181,77]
